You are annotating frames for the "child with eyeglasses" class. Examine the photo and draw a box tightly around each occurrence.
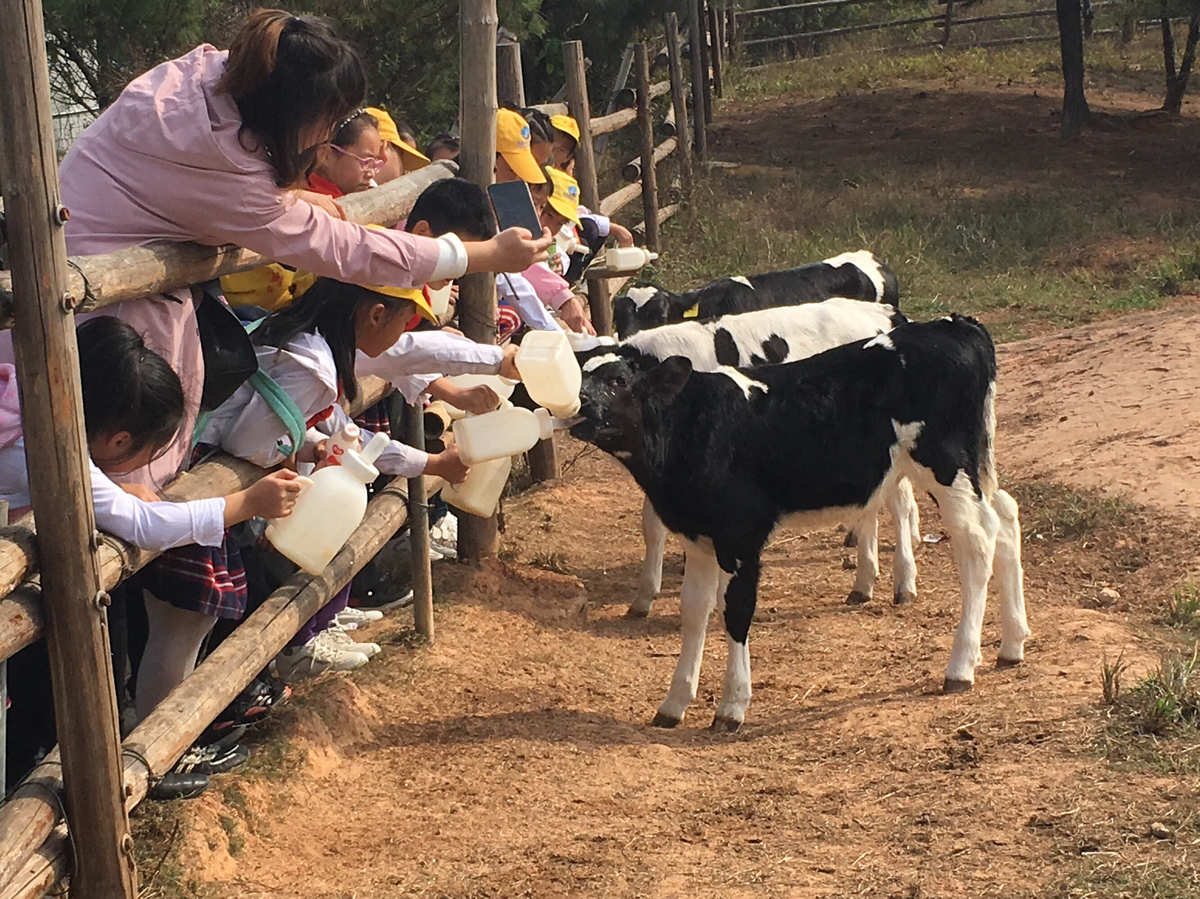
[307,109,385,197]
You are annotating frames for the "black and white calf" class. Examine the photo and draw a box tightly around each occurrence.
[612,250,900,338]
[579,298,920,616]
[572,315,1029,730]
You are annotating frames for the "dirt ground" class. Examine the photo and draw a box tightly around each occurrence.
[144,89,1200,896]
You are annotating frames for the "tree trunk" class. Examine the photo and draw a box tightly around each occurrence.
[1057,0,1090,137]
[1163,5,1200,114]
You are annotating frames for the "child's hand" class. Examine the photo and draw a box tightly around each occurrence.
[473,227,554,274]
[499,344,521,381]
[611,223,635,249]
[238,470,310,522]
[557,296,596,336]
[119,483,161,503]
[295,438,328,465]
[455,384,502,415]
[424,446,470,484]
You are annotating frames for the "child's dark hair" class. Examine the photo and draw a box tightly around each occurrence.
[251,279,408,403]
[519,107,554,146]
[405,177,497,241]
[330,109,378,149]
[77,317,184,457]
[426,133,459,159]
[219,9,367,188]
[393,118,417,144]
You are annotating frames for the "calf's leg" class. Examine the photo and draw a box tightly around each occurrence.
[846,512,879,605]
[891,477,919,605]
[992,488,1030,664]
[632,497,668,617]
[652,541,722,727]
[713,555,762,731]
[919,470,999,692]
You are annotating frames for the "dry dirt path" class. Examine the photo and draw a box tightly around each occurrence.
[161,302,1200,898]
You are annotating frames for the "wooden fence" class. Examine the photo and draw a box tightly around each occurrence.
[0,0,722,893]
[733,0,1126,62]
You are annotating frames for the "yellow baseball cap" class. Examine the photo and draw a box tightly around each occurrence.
[221,264,316,311]
[358,225,437,323]
[545,166,582,227]
[496,108,547,184]
[366,106,430,171]
[550,114,581,142]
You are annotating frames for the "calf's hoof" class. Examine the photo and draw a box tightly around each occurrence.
[710,715,743,733]
[893,589,917,606]
[650,711,682,728]
[843,531,859,548]
[626,604,651,619]
[996,656,1023,668]
[845,590,871,605]
[942,677,973,694]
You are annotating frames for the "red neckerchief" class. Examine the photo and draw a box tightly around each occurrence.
[307,172,344,199]
[306,406,335,429]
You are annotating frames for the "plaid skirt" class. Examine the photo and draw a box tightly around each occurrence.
[138,534,249,620]
[497,303,522,345]
[353,399,391,435]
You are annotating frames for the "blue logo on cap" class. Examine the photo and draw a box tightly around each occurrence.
[521,126,530,139]
[568,186,579,198]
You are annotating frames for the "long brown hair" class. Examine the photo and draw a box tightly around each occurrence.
[218,9,367,187]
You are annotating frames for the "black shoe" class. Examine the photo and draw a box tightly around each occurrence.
[174,741,251,776]
[149,772,210,801]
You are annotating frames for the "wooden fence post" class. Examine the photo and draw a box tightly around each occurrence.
[698,0,715,122]
[634,44,662,252]
[496,39,526,108]
[665,12,695,197]
[689,3,710,161]
[708,2,725,99]
[0,1,138,896]
[397,397,434,640]
[457,0,501,561]
[943,0,955,46]
[564,39,615,336]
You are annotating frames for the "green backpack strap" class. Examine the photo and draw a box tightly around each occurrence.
[191,315,308,458]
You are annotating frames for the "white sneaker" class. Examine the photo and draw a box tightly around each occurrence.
[273,640,369,683]
[430,512,458,560]
[335,607,384,627]
[316,624,381,659]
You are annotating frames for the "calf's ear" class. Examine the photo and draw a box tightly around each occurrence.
[635,355,693,403]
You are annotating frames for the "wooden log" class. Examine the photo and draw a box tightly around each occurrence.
[666,12,695,197]
[0,824,67,899]
[457,0,501,563]
[634,44,662,253]
[590,107,638,136]
[708,1,725,99]
[944,0,955,45]
[527,101,569,117]
[0,478,415,897]
[528,436,560,482]
[661,103,677,138]
[741,12,950,47]
[599,181,643,218]
[612,78,671,109]
[398,397,433,640]
[564,40,614,336]
[0,163,456,329]
[633,203,682,235]
[496,40,526,108]
[622,137,678,183]
[689,2,710,161]
[603,45,636,116]
[0,2,137,894]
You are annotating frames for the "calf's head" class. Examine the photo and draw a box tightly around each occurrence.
[613,286,670,338]
[572,353,694,460]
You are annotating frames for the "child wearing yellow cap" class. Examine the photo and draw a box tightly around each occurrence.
[495,108,548,185]
[549,114,580,171]
[366,106,431,184]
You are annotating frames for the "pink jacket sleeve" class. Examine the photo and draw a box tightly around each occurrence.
[521,262,575,310]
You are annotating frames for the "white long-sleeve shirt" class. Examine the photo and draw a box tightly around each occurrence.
[355,330,504,403]
[496,272,563,332]
[0,439,226,550]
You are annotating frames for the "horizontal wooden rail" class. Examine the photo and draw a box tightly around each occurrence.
[591,106,639,136]
[738,0,897,16]
[0,467,422,895]
[0,163,455,329]
[612,78,671,110]
[598,181,643,217]
[527,101,569,117]
[622,137,678,182]
[634,202,681,234]
[0,376,390,663]
[743,12,949,46]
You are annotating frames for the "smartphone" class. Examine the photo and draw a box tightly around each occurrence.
[488,180,544,237]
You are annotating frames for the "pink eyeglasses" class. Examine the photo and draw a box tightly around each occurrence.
[325,143,384,175]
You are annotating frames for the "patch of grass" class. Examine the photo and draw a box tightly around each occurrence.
[1101,647,1200,775]
[530,550,571,574]
[1101,649,1130,706]
[1058,861,1200,899]
[218,813,245,857]
[1163,577,1200,630]
[1007,480,1135,542]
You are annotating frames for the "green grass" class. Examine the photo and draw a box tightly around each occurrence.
[1100,646,1200,775]
[1163,578,1200,630]
[1007,481,1135,542]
